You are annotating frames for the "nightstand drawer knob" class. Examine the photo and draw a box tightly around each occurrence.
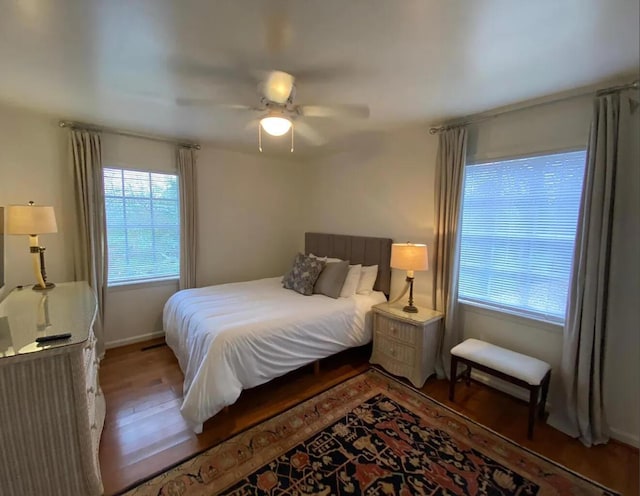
[391,326,397,334]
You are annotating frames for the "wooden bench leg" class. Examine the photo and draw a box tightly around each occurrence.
[528,385,539,440]
[449,356,458,401]
[539,371,551,420]
[465,365,472,386]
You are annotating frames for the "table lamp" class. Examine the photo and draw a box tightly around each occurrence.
[6,201,58,291]
[391,242,428,313]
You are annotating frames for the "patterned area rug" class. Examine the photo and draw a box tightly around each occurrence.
[123,369,616,495]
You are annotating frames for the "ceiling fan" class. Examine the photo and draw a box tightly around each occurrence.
[175,69,370,152]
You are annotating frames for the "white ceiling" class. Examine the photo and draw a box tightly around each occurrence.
[0,0,638,155]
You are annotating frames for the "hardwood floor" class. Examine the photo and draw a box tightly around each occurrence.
[99,338,638,495]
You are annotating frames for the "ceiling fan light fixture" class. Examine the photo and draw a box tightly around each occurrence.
[260,116,292,136]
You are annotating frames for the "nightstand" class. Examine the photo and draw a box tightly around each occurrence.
[370,302,444,388]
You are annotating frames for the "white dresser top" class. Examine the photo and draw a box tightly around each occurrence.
[0,282,96,358]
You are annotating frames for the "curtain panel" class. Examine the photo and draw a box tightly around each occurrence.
[432,127,468,378]
[69,129,107,357]
[550,89,639,446]
[177,147,198,290]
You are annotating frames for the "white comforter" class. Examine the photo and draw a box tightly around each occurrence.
[164,277,386,432]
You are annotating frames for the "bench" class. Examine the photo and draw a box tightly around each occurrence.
[449,338,551,439]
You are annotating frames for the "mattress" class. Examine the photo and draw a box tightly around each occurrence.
[164,276,386,432]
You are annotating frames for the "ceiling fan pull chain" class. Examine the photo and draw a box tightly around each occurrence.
[258,123,263,152]
[291,124,294,153]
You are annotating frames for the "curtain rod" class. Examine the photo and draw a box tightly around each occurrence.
[58,120,201,150]
[429,79,639,135]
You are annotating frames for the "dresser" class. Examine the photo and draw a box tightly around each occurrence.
[0,282,104,495]
[370,302,444,388]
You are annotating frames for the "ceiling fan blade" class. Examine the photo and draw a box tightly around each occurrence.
[298,104,370,119]
[294,121,327,146]
[175,97,258,111]
[292,63,365,83]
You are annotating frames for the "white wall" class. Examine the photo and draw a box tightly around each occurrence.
[104,279,178,347]
[0,104,75,297]
[307,94,639,447]
[466,96,592,161]
[196,147,306,287]
[305,126,439,304]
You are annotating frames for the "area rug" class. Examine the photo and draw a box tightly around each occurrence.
[123,369,617,495]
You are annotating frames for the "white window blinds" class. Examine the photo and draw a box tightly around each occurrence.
[458,150,586,323]
[104,168,180,284]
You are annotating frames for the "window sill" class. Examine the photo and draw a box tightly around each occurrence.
[107,277,179,292]
[458,300,563,334]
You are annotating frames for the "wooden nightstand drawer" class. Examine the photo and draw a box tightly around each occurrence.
[374,332,416,367]
[375,314,418,345]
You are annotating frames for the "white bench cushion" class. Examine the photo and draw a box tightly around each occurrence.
[451,339,550,386]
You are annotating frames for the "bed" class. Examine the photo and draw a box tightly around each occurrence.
[164,232,392,433]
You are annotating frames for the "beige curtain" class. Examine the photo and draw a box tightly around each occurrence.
[177,147,198,290]
[432,127,468,378]
[550,89,639,446]
[69,130,107,357]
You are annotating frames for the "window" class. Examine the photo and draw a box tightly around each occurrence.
[458,150,586,323]
[104,168,180,284]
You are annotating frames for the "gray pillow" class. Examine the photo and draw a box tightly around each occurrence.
[313,260,350,299]
[283,253,326,296]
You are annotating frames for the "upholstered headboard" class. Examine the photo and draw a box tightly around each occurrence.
[305,232,393,296]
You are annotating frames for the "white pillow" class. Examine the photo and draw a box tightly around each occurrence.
[340,264,362,297]
[356,265,378,295]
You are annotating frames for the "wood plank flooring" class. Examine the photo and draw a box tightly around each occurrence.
[99,338,638,495]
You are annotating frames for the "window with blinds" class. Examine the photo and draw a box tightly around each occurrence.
[458,150,586,323]
[104,168,180,284]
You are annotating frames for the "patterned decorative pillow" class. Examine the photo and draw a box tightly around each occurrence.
[282,253,306,285]
[283,253,326,296]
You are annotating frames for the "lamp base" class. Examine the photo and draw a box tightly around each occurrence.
[32,282,55,291]
[403,304,419,313]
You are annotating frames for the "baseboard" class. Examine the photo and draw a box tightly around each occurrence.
[609,427,640,449]
[105,330,165,350]
[471,370,639,448]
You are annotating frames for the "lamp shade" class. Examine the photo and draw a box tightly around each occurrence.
[391,243,428,271]
[6,204,58,235]
[263,71,295,104]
